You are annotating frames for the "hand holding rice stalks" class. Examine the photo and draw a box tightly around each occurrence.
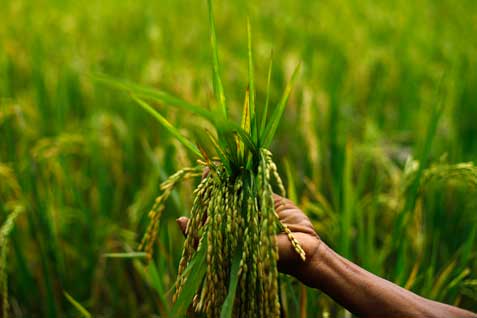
[139,148,305,317]
[98,1,303,316]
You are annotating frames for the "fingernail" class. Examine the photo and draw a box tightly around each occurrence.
[176,217,187,235]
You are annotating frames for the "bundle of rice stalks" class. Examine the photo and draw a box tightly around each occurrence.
[97,1,303,317]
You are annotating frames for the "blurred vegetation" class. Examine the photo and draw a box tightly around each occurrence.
[1,0,477,317]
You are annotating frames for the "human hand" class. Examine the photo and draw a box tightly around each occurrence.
[272,194,321,282]
[176,193,321,286]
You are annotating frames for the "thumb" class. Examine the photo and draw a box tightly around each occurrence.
[176,216,189,236]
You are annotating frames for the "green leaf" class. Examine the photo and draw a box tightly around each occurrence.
[391,77,445,249]
[284,159,297,202]
[95,73,248,151]
[230,125,257,155]
[212,124,239,167]
[207,0,227,118]
[93,73,215,122]
[132,96,203,158]
[241,89,251,134]
[247,18,257,142]
[260,51,273,136]
[64,292,92,318]
[170,240,208,317]
[102,252,147,259]
[145,261,171,314]
[431,259,457,299]
[460,226,476,269]
[237,89,251,161]
[444,268,471,295]
[205,129,232,174]
[220,249,242,318]
[132,259,170,314]
[262,63,300,148]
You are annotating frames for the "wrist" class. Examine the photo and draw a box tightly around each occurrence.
[295,239,327,289]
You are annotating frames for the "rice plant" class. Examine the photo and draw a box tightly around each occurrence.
[3,0,477,316]
[98,1,303,317]
[0,206,23,318]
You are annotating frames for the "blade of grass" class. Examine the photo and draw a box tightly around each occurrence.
[102,252,148,259]
[262,63,300,148]
[142,261,170,314]
[459,225,476,272]
[220,249,242,318]
[1,206,23,318]
[283,275,300,314]
[392,78,445,248]
[215,119,257,155]
[95,73,253,156]
[284,159,297,202]
[1,237,8,318]
[442,268,471,300]
[431,259,457,299]
[132,96,203,158]
[339,141,354,259]
[247,18,257,143]
[63,292,92,318]
[238,89,251,160]
[260,51,273,136]
[404,260,421,290]
[231,125,257,155]
[211,125,239,168]
[93,73,215,122]
[205,129,232,174]
[241,89,251,134]
[207,0,227,118]
[170,240,207,317]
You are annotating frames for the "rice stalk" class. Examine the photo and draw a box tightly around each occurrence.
[98,2,306,316]
[138,167,203,259]
[139,149,304,317]
[0,205,23,318]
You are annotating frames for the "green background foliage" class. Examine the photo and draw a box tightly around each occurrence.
[1,0,476,317]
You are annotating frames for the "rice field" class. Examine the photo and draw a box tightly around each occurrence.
[1,0,477,317]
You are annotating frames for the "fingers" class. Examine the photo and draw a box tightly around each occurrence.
[273,194,295,212]
[276,233,295,264]
[272,193,283,205]
[177,217,202,250]
[176,216,189,236]
[273,194,320,239]
[201,167,210,180]
[276,233,304,275]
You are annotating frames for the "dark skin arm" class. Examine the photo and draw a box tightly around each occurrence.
[177,194,477,318]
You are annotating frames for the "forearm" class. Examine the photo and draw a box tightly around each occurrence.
[297,242,476,318]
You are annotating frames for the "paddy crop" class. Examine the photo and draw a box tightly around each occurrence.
[1,0,477,317]
[100,2,305,316]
